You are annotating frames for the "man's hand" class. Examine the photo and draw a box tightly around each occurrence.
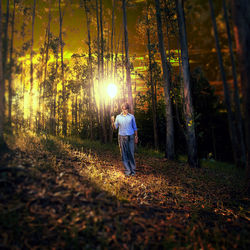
[111,116,115,123]
[135,136,138,144]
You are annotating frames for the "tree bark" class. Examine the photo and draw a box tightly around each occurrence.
[122,0,133,113]
[0,0,7,151]
[223,0,246,168]
[30,0,36,128]
[231,0,250,192]
[8,0,16,127]
[3,0,9,83]
[209,0,239,167]
[84,0,94,140]
[59,0,67,136]
[175,0,199,167]
[146,2,159,150]
[155,0,175,159]
[98,0,107,143]
[111,0,116,81]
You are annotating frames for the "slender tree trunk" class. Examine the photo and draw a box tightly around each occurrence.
[155,0,175,159]
[8,0,16,127]
[163,0,171,61]
[114,23,121,81]
[223,0,246,167]
[231,0,250,192]
[175,0,199,167]
[122,37,125,103]
[84,0,93,140]
[59,0,67,136]
[45,1,52,133]
[29,0,36,128]
[3,0,9,83]
[0,0,7,150]
[54,52,59,135]
[111,0,115,81]
[146,3,158,150]
[209,0,239,167]
[122,0,133,113]
[95,0,102,140]
[99,0,107,143]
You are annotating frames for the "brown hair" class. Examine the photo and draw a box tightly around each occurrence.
[121,102,130,110]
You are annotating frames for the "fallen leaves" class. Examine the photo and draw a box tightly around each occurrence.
[0,134,249,249]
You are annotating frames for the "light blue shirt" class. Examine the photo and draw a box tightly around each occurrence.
[114,113,137,136]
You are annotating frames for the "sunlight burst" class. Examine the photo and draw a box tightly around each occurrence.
[107,83,118,99]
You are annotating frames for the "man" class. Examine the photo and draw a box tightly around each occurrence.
[111,103,138,176]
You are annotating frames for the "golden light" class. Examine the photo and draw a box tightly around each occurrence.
[107,83,117,99]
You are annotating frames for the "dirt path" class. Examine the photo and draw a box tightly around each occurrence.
[0,134,249,249]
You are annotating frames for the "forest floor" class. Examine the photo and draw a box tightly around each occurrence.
[0,132,249,249]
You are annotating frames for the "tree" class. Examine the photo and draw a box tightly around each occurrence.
[222,0,246,167]
[8,0,16,127]
[83,0,94,140]
[59,0,67,136]
[122,0,133,113]
[231,0,250,192]
[95,0,107,143]
[209,0,241,167]
[175,0,199,167]
[3,0,9,83]
[30,0,36,127]
[146,2,159,150]
[0,0,7,151]
[154,0,175,159]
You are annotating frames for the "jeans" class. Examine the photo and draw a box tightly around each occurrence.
[118,135,136,175]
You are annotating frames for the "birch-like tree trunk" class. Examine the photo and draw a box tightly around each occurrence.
[155,0,175,159]
[231,0,250,192]
[209,0,240,167]
[175,0,199,167]
[122,0,133,113]
[59,0,67,136]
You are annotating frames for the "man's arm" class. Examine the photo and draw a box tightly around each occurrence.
[132,116,138,144]
[134,130,138,144]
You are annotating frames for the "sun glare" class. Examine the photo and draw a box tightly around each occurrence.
[107,83,118,99]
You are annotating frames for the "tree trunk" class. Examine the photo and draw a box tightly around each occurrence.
[83,0,93,140]
[0,0,7,151]
[163,0,171,61]
[8,0,16,127]
[146,3,159,150]
[223,0,246,168]
[30,0,36,128]
[3,0,9,83]
[98,0,107,143]
[155,0,175,159]
[122,37,126,103]
[231,0,250,192]
[59,0,67,136]
[209,0,240,167]
[175,0,199,167]
[111,0,115,81]
[122,0,133,113]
